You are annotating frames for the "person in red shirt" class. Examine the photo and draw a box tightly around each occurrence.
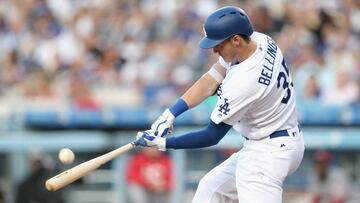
[126,147,173,203]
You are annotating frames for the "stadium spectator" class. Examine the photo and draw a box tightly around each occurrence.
[321,69,358,106]
[15,153,64,203]
[302,74,322,102]
[308,150,352,203]
[126,147,173,203]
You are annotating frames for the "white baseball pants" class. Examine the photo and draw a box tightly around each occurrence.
[192,127,305,203]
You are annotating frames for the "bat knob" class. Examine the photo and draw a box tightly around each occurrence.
[45,180,55,192]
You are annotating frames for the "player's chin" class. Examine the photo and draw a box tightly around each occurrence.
[221,56,231,63]
[218,54,224,59]
[219,54,230,62]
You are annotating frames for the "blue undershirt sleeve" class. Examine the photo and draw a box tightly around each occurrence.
[166,120,232,149]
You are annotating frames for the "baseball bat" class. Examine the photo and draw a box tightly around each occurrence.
[45,142,136,192]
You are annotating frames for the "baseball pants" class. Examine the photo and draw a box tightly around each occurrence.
[192,126,305,203]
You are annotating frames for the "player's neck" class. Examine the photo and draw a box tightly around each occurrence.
[235,40,257,62]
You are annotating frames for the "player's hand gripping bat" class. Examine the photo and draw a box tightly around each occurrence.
[45,142,137,191]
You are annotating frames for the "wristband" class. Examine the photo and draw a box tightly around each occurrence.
[207,66,224,83]
[218,56,230,69]
[169,98,189,117]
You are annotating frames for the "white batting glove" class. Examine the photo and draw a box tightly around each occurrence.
[151,109,175,137]
[134,130,166,151]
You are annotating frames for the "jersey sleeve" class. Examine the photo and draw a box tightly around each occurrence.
[210,77,262,126]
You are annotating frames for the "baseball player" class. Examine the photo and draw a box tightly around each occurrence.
[134,6,305,203]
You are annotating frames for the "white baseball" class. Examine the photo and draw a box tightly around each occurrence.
[58,148,75,164]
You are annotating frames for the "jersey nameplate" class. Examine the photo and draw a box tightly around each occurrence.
[258,37,278,86]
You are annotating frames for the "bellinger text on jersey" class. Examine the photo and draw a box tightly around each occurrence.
[258,36,278,86]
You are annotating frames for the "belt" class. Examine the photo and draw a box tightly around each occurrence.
[270,125,301,139]
[245,126,301,140]
[269,129,290,139]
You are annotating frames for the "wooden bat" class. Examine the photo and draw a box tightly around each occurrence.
[45,142,136,192]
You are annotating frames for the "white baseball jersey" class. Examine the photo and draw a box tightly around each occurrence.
[210,32,298,140]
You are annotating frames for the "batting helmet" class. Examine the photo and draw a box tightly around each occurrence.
[199,6,253,49]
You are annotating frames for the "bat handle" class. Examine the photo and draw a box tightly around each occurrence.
[131,138,142,146]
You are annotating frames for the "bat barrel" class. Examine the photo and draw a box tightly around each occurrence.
[45,143,135,191]
[45,160,98,191]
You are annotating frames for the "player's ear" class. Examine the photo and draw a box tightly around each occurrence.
[230,35,243,47]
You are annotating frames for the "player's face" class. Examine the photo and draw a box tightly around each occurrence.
[213,38,237,62]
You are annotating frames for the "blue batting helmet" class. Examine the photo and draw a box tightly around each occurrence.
[199,6,253,49]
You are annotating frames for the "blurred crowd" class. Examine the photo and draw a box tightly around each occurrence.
[0,0,359,113]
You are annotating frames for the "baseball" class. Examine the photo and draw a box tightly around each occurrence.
[58,148,75,164]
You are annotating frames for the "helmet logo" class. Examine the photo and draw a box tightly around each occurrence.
[202,24,207,37]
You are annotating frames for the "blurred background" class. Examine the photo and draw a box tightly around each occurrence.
[0,0,359,202]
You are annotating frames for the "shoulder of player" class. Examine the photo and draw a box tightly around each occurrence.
[251,31,271,41]
[225,62,263,83]
[221,71,266,98]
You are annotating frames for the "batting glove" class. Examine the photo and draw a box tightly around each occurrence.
[133,130,166,151]
[151,109,175,137]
